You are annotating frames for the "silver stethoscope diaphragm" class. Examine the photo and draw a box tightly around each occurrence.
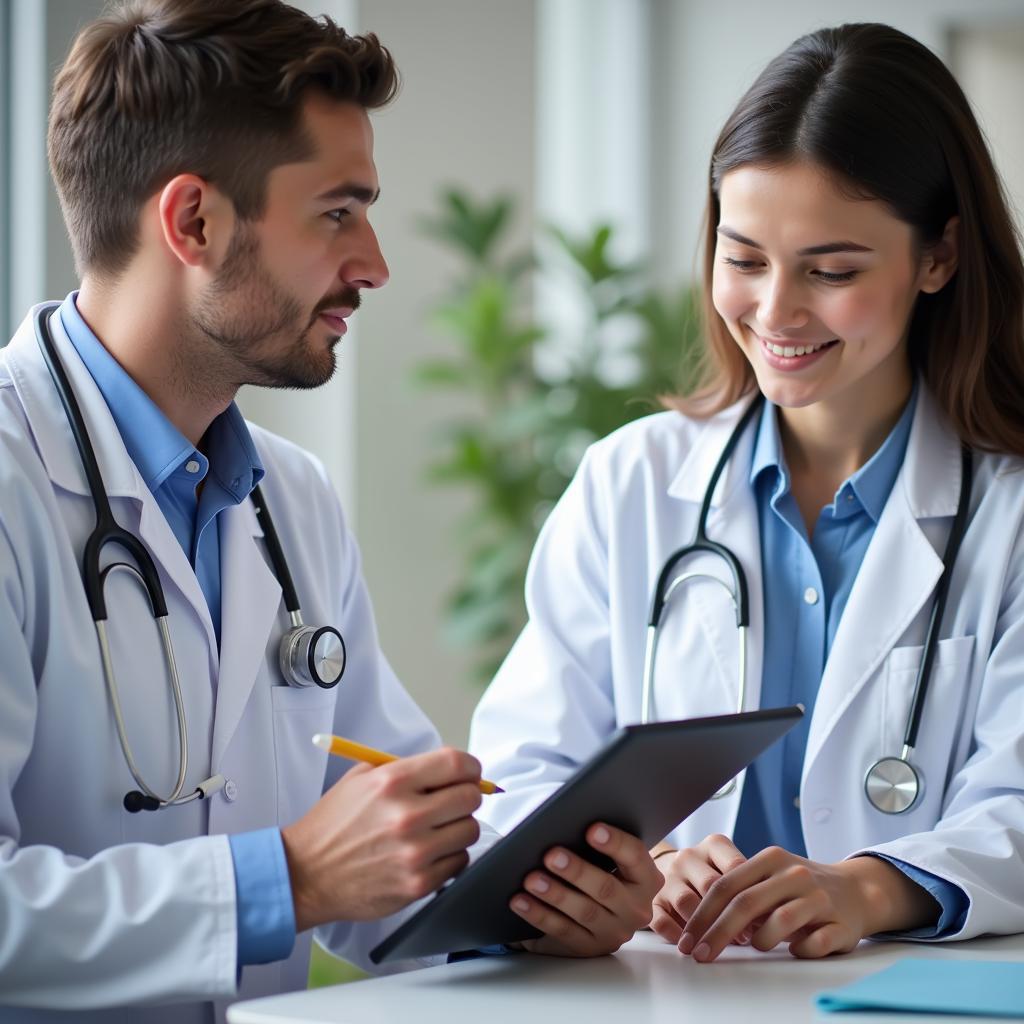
[864,754,922,815]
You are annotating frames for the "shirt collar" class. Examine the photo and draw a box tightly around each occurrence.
[748,384,918,523]
[844,385,917,522]
[58,291,264,497]
[749,398,787,499]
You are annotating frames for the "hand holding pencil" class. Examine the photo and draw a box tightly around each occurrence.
[313,733,504,794]
[281,737,486,932]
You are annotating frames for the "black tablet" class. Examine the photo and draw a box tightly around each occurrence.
[370,705,803,963]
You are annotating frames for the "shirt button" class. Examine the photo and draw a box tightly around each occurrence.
[185,459,201,474]
[223,779,238,802]
[846,493,854,502]
[792,796,801,809]
[803,587,819,605]
[813,807,831,824]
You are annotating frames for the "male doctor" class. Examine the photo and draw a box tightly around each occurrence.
[0,1,662,1020]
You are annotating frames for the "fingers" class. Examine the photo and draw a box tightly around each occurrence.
[508,826,662,956]
[680,846,780,946]
[408,850,471,901]
[682,853,816,962]
[428,814,481,862]
[788,922,849,958]
[701,834,748,875]
[419,780,483,828]
[583,823,663,890]
[751,889,829,951]
[510,892,608,957]
[390,745,482,792]
[650,897,687,944]
[654,835,747,947]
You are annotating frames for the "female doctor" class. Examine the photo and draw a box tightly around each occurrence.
[470,22,1024,961]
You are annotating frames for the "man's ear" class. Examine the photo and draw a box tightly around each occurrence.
[157,174,234,269]
[919,215,959,294]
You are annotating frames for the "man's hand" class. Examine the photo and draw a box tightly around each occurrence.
[281,747,483,931]
[507,823,664,957]
[652,834,941,962]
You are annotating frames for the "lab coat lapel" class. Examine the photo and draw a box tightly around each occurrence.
[666,398,765,716]
[5,306,218,651]
[212,497,282,767]
[804,388,963,773]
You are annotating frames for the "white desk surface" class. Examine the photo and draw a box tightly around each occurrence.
[227,930,1024,1024]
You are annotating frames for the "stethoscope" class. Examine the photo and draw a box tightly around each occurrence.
[641,392,973,815]
[35,304,347,814]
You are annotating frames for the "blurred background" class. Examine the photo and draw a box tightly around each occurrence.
[2,0,1023,749]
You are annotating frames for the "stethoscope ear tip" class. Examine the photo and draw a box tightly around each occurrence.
[123,790,161,813]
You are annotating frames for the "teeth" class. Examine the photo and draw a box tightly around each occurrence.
[764,339,832,358]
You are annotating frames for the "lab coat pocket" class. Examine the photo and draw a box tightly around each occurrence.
[270,684,336,825]
[881,635,975,816]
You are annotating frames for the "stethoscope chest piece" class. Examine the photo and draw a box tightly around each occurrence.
[864,756,921,815]
[280,623,346,688]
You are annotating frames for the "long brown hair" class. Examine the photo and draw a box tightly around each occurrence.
[48,0,398,280]
[669,23,1024,456]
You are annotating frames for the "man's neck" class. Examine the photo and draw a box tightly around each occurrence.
[77,276,235,447]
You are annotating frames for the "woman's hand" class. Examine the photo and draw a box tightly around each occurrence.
[652,834,941,962]
[650,835,754,946]
[508,822,664,957]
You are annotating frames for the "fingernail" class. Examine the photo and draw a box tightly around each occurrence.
[528,875,550,893]
[593,825,610,845]
[678,933,695,955]
[551,851,569,870]
[512,897,530,913]
[693,942,711,962]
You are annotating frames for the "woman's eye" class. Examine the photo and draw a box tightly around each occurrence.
[814,269,858,283]
[722,256,759,271]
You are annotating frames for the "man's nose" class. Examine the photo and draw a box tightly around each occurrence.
[343,223,389,290]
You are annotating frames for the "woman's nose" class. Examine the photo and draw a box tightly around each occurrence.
[757,273,808,333]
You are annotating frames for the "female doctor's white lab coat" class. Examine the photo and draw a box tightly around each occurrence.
[471,387,1024,940]
[0,307,447,1022]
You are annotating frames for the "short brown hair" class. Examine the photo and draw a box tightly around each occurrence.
[48,0,398,279]
[670,23,1024,456]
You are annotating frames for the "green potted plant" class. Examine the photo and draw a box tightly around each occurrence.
[416,188,703,684]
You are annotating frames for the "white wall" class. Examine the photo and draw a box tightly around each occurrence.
[351,0,536,745]
[953,24,1024,235]
[650,0,1024,287]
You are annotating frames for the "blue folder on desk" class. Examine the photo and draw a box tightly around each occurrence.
[816,959,1024,1017]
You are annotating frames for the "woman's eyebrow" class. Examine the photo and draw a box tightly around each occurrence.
[717,225,873,255]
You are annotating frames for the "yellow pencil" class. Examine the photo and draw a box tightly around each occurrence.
[312,733,504,794]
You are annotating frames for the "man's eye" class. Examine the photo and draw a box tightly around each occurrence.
[326,209,350,223]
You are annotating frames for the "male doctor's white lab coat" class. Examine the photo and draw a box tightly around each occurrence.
[0,306,445,1021]
[471,387,1024,940]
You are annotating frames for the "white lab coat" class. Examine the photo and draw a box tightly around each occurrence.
[470,386,1024,940]
[0,306,451,1022]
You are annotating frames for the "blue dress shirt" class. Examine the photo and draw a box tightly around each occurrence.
[732,391,968,937]
[59,293,295,967]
